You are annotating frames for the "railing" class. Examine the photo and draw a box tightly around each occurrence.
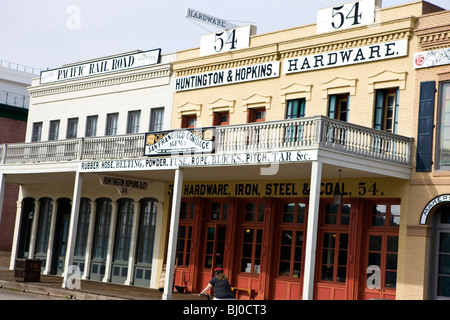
[0,116,413,166]
[0,90,30,109]
[0,60,42,75]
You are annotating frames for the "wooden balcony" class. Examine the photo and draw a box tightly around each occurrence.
[0,116,412,167]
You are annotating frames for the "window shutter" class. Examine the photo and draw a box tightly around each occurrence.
[374,90,385,130]
[416,81,436,172]
[393,88,400,134]
[328,95,337,119]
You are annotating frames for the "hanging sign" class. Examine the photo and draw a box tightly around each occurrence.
[175,61,279,91]
[144,128,215,156]
[40,49,161,84]
[284,39,408,74]
[98,174,149,195]
[316,0,381,34]
[414,47,450,69]
[186,8,238,30]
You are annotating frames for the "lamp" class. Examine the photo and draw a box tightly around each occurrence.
[333,169,343,206]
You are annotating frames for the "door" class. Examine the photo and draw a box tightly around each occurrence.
[51,198,71,275]
[18,198,35,259]
[201,225,226,291]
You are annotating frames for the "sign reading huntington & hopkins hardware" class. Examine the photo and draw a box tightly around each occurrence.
[40,49,161,84]
[145,128,215,156]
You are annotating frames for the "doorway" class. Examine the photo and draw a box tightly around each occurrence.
[51,198,71,275]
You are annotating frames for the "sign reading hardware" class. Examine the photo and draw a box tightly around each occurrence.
[145,128,215,156]
[40,49,161,84]
[316,0,380,34]
[79,150,318,172]
[200,25,255,56]
[175,61,280,91]
[284,39,408,74]
[186,8,238,30]
[413,47,450,69]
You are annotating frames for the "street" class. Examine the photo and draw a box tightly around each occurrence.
[0,287,66,300]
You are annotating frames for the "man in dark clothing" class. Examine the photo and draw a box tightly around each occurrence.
[199,267,234,300]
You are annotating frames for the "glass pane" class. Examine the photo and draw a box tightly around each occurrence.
[254,260,260,273]
[241,258,251,273]
[372,205,386,226]
[390,205,401,227]
[321,266,333,281]
[283,213,294,223]
[387,236,398,253]
[440,233,450,254]
[257,229,263,243]
[323,233,336,248]
[207,227,215,241]
[258,203,265,222]
[297,203,306,223]
[386,253,398,271]
[369,252,381,266]
[385,271,397,288]
[281,231,292,245]
[294,247,302,262]
[279,261,290,276]
[242,244,252,258]
[280,246,291,261]
[222,203,228,220]
[339,234,349,249]
[322,249,335,264]
[437,275,450,297]
[293,263,301,278]
[338,250,347,266]
[440,206,450,224]
[369,235,382,251]
[439,254,450,275]
[295,231,303,247]
[337,266,347,283]
[243,229,253,243]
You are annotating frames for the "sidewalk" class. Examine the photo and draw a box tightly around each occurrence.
[0,251,202,300]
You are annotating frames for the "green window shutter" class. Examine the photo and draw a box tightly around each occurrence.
[328,95,337,119]
[374,90,385,130]
[416,81,436,172]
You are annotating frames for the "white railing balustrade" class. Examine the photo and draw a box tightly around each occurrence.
[0,116,412,166]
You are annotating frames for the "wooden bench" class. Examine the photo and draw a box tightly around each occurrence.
[231,287,255,300]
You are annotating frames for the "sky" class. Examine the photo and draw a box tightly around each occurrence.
[1,0,448,72]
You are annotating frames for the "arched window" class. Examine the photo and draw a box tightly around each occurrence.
[136,198,157,264]
[35,198,53,255]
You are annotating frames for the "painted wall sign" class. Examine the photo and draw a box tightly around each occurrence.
[40,49,161,84]
[98,174,149,195]
[420,194,450,225]
[413,47,450,69]
[175,61,280,91]
[284,39,408,74]
[169,179,388,198]
[185,8,238,30]
[145,128,215,156]
[79,150,318,172]
[200,25,255,56]
[316,0,380,34]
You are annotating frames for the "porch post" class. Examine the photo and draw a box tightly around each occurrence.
[10,187,23,270]
[162,168,184,300]
[62,171,83,288]
[303,160,322,300]
[82,199,96,280]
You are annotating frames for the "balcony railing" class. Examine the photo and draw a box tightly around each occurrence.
[0,116,413,166]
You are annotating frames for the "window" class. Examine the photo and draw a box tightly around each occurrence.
[127,110,140,134]
[176,201,195,267]
[213,111,229,126]
[181,115,196,128]
[92,198,112,260]
[248,108,266,123]
[105,113,119,136]
[374,88,399,133]
[114,199,134,262]
[278,230,303,278]
[66,118,78,139]
[328,94,349,121]
[240,228,263,274]
[85,116,98,137]
[74,198,91,258]
[437,82,450,168]
[209,202,228,221]
[32,122,42,142]
[136,199,157,264]
[49,120,60,140]
[150,107,164,132]
[204,226,226,269]
[286,99,306,119]
[320,232,349,283]
[35,198,53,255]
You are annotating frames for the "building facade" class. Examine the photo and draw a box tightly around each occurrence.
[0,61,38,251]
[0,0,449,300]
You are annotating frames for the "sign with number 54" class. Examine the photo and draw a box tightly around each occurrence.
[200,25,257,56]
[316,0,381,34]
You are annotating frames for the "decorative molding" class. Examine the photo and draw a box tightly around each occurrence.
[176,102,202,118]
[242,94,272,111]
[280,83,313,105]
[321,77,357,99]
[368,70,407,93]
[208,98,235,115]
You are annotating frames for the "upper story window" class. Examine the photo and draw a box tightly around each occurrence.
[66,118,78,139]
[328,94,349,122]
[437,82,450,169]
[248,108,266,123]
[127,110,140,134]
[213,111,229,126]
[286,98,306,119]
[106,113,118,136]
[181,115,196,128]
[374,88,399,133]
[85,115,98,137]
[49,120,60,141]
[32,122,42,142]
[150,107,164,132]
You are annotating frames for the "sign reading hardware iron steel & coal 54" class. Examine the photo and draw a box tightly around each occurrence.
[144,128,215,156]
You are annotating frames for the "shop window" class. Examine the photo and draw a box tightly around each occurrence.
[127,110,141,134]
[181,115,196,128]
[320,232,349,283]
[74,198,91,258]
[85,115,98,137]
[209,201,228,221]
[213,111,229,126]
[371,204,400,228]
[136,198,157,264]
[35,198,53,255]
[92,198,112,260]
[328,94,349,122]
[179,201,195,220]
[244,202,265,222]
[247,108,266,123]
[150,107,164,132]
[240,228,263,274]
[278,230,303,278]
[113,199,134,262]
[374,88,399,133]
[105,113,119,136]
[324,204,351,226]
[282,202,306,224]
[204,226,226,269]
[176,225,192,267]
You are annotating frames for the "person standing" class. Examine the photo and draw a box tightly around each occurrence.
[199,267,234,300]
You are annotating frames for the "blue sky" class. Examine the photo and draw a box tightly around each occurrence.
[1,0,448,71]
